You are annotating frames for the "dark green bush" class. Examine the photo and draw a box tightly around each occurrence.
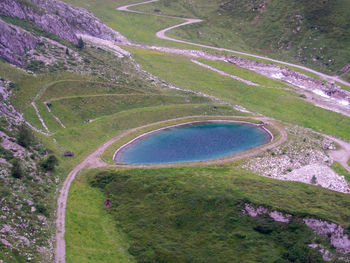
[34,145,47,155]
[11,159,23,179]
[77,37,85,49]
[34,203,48,216]
[17,124,34,148]
[40,155,58,172]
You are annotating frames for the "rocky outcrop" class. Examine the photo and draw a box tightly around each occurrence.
[243,203,350,261]
[243,204,292,223]
[304,218,350,255]
[0,0,79,44]
[0,18,38,66]
[0,0,127,45]
[0,0,128,67]
[31,0,128,43]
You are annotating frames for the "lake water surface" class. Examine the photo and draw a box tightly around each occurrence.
[114,122,271,165]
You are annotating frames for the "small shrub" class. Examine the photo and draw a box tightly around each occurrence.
[234,233,246,239]
[17,124,34,148]
[175,214,185,227]
[34,203,48,216]
[253,223,274,234]
[253,216,276,234]
[11,159,23,179]
[77,37,85,49]
[34,145,47,155]
[40,155,58,172]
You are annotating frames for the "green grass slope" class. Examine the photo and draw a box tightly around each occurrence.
[128,48,350,141]
[66,172,135,263]
[81,166,350,262]
[133,0,350,75]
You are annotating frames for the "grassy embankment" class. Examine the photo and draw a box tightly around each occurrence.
[69,166,350,262]
[66,172,135,263]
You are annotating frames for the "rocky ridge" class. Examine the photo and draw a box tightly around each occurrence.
[0,0,128,66]
[244,204,350,261]
[0,90,57,262]
[0,18,38,66]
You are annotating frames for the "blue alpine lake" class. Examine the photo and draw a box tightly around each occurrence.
[114,122,271,165]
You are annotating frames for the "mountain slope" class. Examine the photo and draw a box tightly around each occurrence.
[133,0,350,76]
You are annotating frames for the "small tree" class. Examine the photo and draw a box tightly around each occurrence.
[77,37,84,49]
[11,159,23,179]
[40,155,58,172]
[65,48,69,55]
[17,124,34,148]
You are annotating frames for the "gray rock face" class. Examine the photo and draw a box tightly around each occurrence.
[31,0,128,43]
[304,218,350,255]
[0,18,38,66]
[0,0,127,45]
[0,0,128,66]
[0,0,79,44]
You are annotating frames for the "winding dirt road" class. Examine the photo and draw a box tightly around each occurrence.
[55,1,350,262]
[117,0,350,87]
[54,116,286,262]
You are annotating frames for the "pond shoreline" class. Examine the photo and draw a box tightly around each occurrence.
[113,119,273,165]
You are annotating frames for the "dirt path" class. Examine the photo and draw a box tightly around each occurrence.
[54,116,286,262]
[324,135,350,172]
[117,0,350,88]
[55,1,349,261]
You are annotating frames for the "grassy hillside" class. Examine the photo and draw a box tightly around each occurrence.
[0,13,237,261]
[76,166,350,262]
[128,48,350,141]
[2,0,350,261]
[133,0,350,75]
[66,173,135,263]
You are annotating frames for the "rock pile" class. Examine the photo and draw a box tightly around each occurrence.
[243,125,349,193]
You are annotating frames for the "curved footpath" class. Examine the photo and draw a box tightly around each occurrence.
[55,116,286,262]
[117,0,350,87]
[56,1,350,262]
